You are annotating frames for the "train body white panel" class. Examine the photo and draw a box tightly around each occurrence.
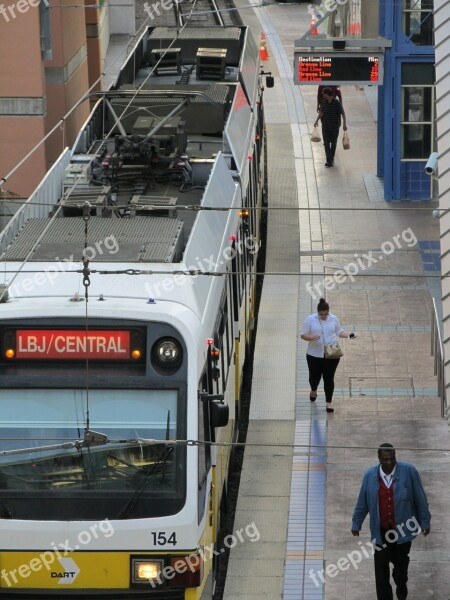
[0,514,203,551]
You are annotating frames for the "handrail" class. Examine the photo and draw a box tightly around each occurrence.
[431,297,446,417]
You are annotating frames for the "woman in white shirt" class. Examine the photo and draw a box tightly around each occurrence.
[300,298,355,413]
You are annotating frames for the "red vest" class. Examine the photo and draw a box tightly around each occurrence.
[378,475,395,530]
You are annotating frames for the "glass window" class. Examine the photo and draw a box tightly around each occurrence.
[39,1,52,60]
[402,0,434,45]
[401,64,435,161]
[402,62,435,85]
[401,123,432,159]
[197,395,211,486]
[0,389,183,496]
[197,385,211,522]
[324,0,379,39]
[226,277,234,367]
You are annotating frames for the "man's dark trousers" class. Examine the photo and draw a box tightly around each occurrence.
[322,128,339,164]
[374,529,411,600]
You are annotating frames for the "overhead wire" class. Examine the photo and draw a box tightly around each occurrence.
[0,198,443,211]
[0,438,448,453]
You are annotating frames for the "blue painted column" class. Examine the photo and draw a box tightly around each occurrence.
[378,0,434,200]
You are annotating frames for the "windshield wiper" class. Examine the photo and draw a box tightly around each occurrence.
[118,411,173,519]
[117,444,174,519]
[0,498,12,519]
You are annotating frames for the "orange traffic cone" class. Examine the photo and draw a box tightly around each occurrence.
[260,41,269,61]
[348,20,361,36]
[260,33,269,60]
[309,15,318,35]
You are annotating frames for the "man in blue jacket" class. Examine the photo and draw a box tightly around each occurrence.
[351,443,431,600]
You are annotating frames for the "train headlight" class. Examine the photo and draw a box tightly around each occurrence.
[157,340,179,362]
[151,337,182,374]
[131,558,164,585]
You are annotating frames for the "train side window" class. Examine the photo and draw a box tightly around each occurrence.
[198,379,211,523]
[231,243,240,315]
[238,225,247,289]
[223,298,231,370]
[226,276,234,365]
[214,341,221,395]
[252,142,260,192]
[247,170,256,240]
[219,307,229,387]
[220,342,226,393]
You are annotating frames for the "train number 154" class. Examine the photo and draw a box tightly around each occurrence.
[151,531,178,546]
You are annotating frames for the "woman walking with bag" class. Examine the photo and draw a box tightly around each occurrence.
[300,298,356,413]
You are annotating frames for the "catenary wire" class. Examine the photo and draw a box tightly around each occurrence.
[0,439,447,453]
[0,270,446,278]
[0,199,444,212]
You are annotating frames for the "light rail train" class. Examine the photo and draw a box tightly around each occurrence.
[0,19,271,600]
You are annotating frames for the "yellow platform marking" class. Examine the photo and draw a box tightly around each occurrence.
[292,463,326,471]
[285,551,324,560]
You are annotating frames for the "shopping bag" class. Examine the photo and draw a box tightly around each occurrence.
[311,125,321,143]
[342,130,350,150]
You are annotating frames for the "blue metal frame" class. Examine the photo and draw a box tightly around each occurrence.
[378,0,434,200]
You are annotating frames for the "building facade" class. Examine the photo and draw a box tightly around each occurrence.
[0,0,109,198]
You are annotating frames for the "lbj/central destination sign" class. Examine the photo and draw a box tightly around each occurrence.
[294,52,383,85]
[14,330,131,360]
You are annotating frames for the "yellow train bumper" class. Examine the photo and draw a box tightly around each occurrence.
[0,551,205,598]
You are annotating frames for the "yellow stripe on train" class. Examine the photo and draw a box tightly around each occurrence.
[0,552,128,588]
[0,551,205,593]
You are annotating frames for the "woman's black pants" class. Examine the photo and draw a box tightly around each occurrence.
[306,354,340,403]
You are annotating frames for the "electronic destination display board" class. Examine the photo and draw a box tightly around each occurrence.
[294,52,383,85]
[0,328,147,361]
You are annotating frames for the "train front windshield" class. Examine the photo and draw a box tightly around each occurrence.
[0,389,186,520]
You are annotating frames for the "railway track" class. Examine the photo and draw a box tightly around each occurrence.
[136,0,242,31]
[176,0,226,27]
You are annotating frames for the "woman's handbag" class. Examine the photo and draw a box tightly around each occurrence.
[324,343,343,359]
[311,125,321,143]
[319,319,344,359]
[342,130,350,150]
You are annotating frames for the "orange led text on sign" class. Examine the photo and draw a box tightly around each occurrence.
[14,330,131,360]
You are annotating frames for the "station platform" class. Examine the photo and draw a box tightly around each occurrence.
[224,2,450,599]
